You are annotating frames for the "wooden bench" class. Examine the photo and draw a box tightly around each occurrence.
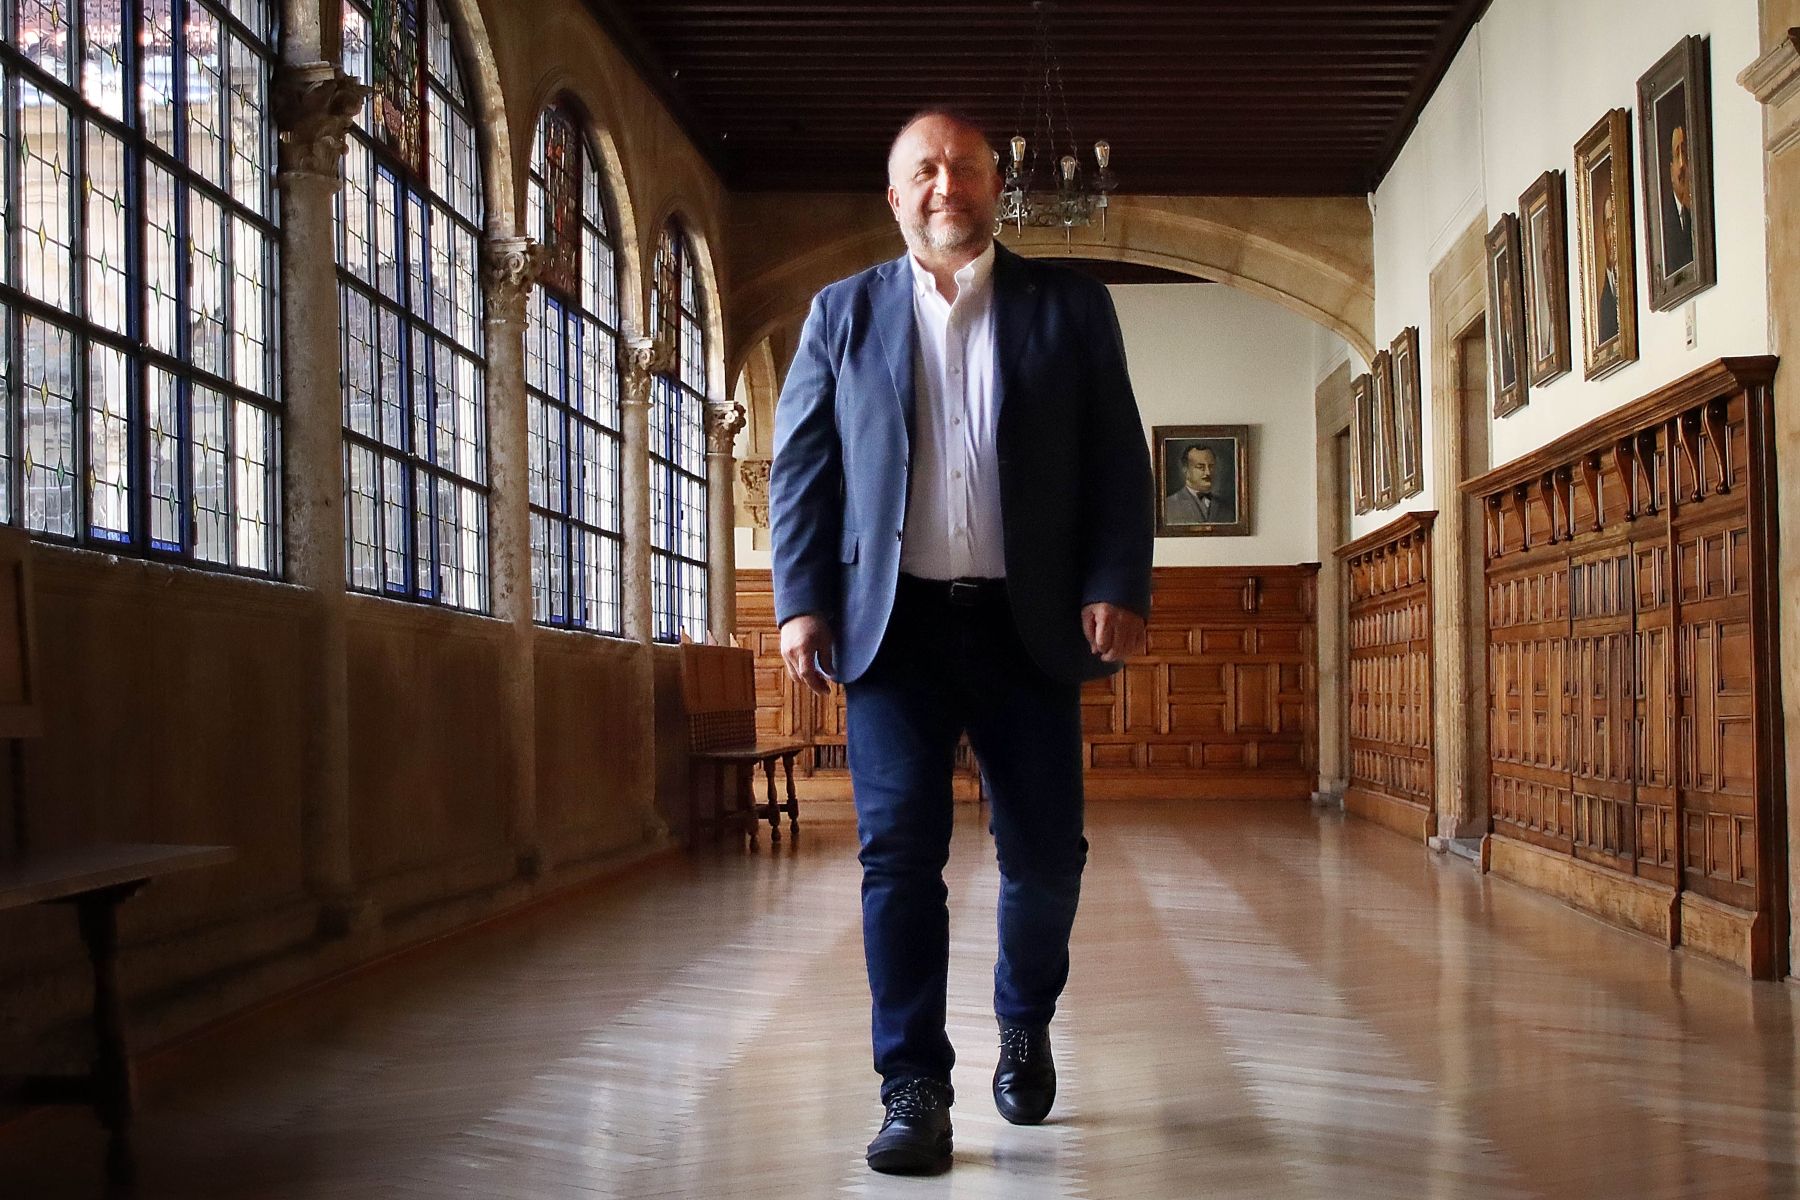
[679,641,808,848]
[0,526,234,1186]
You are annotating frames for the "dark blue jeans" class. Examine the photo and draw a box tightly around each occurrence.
[845,575,1087,1100]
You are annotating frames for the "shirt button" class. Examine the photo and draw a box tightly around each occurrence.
[953,416,963,426]
[951,469,962,480]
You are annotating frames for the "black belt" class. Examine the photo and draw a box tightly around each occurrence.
[898,572,1008,607]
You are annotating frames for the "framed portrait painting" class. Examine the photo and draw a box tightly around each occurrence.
[1574,108,1640,380]
[1349,375,1374,516]
[1371,349,1399,509]
[1390,327,1423,499]
[1155,425,1252,537]
[1638,35,1716,310]
[1519,170,1571,386]
[1485,212,1530,418]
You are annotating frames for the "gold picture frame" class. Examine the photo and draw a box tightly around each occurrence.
[1390,327,1423,499]
[1574,108,1640,380]
[1485,212,1529,418]
[1519,170,1572,387]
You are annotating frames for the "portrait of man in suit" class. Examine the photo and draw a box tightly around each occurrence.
[1590,160,1621,345]
[1657,85,1695,275]
[768,110,1153,1176]
[1164,440,1238,527]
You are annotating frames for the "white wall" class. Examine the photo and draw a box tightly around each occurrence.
[1355,0,1769,539]
[1112,283,1326,567]
[737,278,1335,571]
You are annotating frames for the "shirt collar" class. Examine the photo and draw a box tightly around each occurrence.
[908,240,996,302]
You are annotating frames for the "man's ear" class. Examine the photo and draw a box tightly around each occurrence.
[886,186,902,221]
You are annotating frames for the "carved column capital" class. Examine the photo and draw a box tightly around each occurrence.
[704,400,747,457]
[483,237,548,326]
[620,335,677,410]
[738,457,771,529]
[274,61,370,186]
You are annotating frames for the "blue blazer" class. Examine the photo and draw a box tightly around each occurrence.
[769,244,1154,685]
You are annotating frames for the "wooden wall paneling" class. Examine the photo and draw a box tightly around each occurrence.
[733,568,1320,803]
[1337,512,1436,840]
[1463,357,1786,977]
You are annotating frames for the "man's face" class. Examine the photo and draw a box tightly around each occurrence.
[1182,447,1216,495]
[1669,125,1691,209]
[887,115,1002,256]
[1599,191,1615,264]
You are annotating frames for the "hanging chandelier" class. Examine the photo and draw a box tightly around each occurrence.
[998,0,1117,237]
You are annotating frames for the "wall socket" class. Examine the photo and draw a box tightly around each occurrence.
[1684,301,1697,349]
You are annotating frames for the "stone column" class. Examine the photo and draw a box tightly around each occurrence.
[274,61,373,935]
[482,236,548,878]
[1740,17,1800,974]
[621,337,670,840]
[704,400,747,643]
[619,336,671,645]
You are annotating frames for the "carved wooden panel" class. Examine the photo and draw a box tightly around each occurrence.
[1337,512,1434,832]
[1464,358,1786,977]
[736,566,1318,801]
[1078,566,1318,797]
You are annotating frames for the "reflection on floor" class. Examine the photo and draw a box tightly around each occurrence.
[1,800,1796,1199]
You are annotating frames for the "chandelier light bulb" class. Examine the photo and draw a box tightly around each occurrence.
[1011,135,1027,166]
[1094,140,1110,170]
[1060,155,1078,182]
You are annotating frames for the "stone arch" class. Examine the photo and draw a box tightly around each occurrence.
[724,195,1375,381]
[436,0,517,236]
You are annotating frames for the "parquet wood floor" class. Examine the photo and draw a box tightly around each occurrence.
[2,801,1797,1199]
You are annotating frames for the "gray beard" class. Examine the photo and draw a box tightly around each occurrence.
[908,210,989,253]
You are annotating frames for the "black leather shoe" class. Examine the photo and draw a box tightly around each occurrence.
[866,1078,953,1175]
[993,1022,1056,1125]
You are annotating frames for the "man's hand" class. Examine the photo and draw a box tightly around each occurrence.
[780,614,837,697]
[1082,602,1147,664]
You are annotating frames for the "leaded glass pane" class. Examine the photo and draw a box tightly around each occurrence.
[185,8,225,187]
[192,384,230,563]
[649,225,709,642]
[147,367,182,551]
[227,30,269,218]
[371,0,421,172]
[83,122,127,335]
[537,107,580,295]
[233,399,274,571]
[80,0,125,121]
[189,191,230,377]
[0,300,10,523]
[141,0,177,156]
[86,341,129,542]
[16,0,71,84]
[22,313,76,537]
[19,85,73,310]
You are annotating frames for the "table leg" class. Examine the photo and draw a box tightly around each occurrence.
[782,752,800,839]
[74,883,142,1188]
[762,758,780,845]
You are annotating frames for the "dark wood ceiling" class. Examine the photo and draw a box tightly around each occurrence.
[583,0,1489,195]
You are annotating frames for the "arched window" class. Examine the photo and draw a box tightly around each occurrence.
[338,0,486,610]
[0,0,279,571]
[524,103,622,633]
[649,222,707,643]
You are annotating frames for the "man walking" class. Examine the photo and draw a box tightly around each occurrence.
[769,110,1154,1175]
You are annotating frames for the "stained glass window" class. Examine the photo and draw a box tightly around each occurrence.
[649,223,708,643]
[524,102,622,633]
[339,0,487,611]
[0,0,280,571]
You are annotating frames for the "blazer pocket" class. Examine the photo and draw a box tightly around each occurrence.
[839,528,859,564]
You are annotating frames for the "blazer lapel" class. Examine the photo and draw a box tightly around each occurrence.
[992,243,1040,421]
[870,254,917,443]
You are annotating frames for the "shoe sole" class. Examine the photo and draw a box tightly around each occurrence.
[994,1093,1054,1126]
[867,1134,953,1175]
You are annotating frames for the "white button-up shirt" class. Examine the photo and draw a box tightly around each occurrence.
[900,242,1005,580]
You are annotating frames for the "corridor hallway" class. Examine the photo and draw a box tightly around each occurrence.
[2,801,1796,1199]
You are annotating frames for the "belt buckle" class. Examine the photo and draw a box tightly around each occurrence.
[947,579,980,606]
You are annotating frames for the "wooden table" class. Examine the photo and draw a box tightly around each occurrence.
[0,843,235,1188]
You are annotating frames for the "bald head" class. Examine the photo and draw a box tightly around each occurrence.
[886,109,996,183]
